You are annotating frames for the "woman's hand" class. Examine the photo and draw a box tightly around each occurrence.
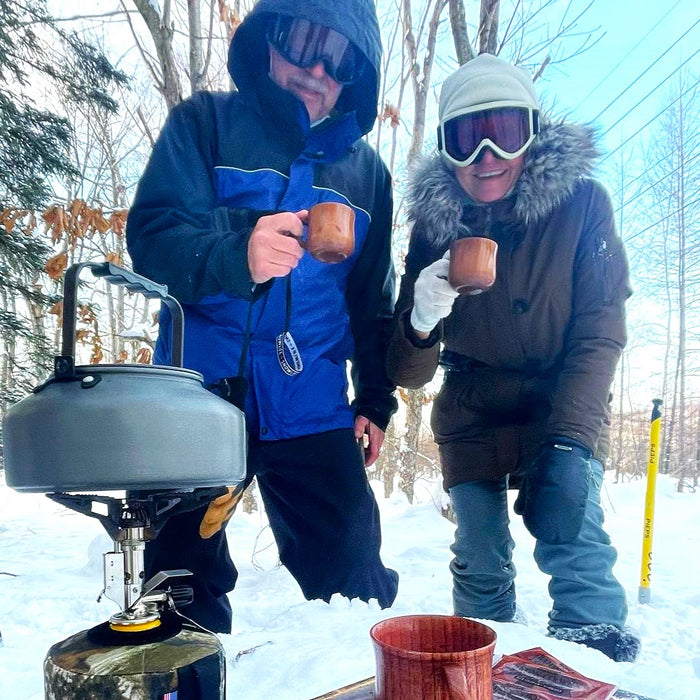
[410,254,459,335]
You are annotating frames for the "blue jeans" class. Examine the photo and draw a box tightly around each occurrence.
[449,459,628,629]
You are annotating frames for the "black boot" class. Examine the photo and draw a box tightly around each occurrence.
[549,624,641,662]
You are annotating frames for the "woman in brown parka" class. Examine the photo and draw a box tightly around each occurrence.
[386,54,640,662]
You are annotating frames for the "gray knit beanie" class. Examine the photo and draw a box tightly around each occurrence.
[439,53,539,123]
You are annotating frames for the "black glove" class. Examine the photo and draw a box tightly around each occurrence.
[513,437,592,545]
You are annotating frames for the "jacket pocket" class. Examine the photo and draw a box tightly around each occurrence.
[431,374,480,441]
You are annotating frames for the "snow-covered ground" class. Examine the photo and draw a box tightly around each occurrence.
[1,472,698,700]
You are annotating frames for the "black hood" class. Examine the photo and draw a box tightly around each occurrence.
[228,0,382,137]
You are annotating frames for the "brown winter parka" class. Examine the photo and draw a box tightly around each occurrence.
[386,121,632,490]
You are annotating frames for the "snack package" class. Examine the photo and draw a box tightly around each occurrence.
[492,647,618,700]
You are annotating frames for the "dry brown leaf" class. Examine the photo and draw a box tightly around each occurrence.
[73,215,89,239]
[116,350,128,364]
[92,210,111,235]
[48,300,63,316]
[75,329,90,343]
[110,210,128,237]
[397,386,433,406]
[105,252,123,266]
[55,210,68,244]
[0,208,29,234]
[78,304,97,324]
[42,205,67,243]
[90,336,103,365]
[45,252,68,280]
[42,206,60,226]
[380,102,400,128]
[135,348,152,365]
[69,199,87,218]
[0,210,14,234]
[217,0,241,38]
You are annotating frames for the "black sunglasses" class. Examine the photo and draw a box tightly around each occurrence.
[267,16,361,85]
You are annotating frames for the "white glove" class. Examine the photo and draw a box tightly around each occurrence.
[409,254,459,334]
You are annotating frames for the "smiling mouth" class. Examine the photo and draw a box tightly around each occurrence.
[474,170,507,179]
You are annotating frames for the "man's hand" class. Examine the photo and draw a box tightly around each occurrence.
[199,484,246,539]
[354,415,385,467]
[410,253,459,335]
[513,438,592,544]
[248,211,308,284]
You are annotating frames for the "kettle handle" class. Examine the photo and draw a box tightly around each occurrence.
[58,262,184,373]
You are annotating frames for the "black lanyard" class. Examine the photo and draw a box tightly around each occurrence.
[275,275,303,376]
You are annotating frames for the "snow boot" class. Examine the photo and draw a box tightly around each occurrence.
[549,624,641,662]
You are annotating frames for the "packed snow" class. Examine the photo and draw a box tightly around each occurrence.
[0,472,698,699]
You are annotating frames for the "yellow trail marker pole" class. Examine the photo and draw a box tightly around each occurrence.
[638,398,663,604]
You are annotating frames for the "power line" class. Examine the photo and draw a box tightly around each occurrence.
[574,0,685,109]
[602,49,700,137]
[623,195,700,242]
[614,152,700,214]
[591,18,700,123]
[600,79,700,164]
[611,153,668,198]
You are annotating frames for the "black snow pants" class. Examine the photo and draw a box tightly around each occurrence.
[145,428,399,632]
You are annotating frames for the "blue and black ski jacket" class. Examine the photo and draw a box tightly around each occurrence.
[127,0,398,439]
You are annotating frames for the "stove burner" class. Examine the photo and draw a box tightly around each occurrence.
[48,487,227,628]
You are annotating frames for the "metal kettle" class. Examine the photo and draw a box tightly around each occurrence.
[3,262,247,493]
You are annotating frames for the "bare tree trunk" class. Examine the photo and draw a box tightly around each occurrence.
[403,0,447,165]
[399,389,423,504]
[376,418,399,498]
[187,0,206,93]
[612,153,627,481]
[396,0,447,502]
[659,214,674,475]
[374,9,402,157]
[693,406,699,488]
[675,93,687,493]
[388,33,409,174]
[448,0,475,65]
[479,0,500,54]
[131,0,183,108]
[614,351,625,480]
[1,291,16,409]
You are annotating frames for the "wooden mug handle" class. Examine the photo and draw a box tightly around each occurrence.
[443,662,472,700]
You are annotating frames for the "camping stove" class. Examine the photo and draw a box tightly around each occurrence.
[38,488,230,700]
[2,264,247,699]
[48,488,226,630]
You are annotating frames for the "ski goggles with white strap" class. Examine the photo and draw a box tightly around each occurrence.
[437,102,540,167]
[266,16,361,85]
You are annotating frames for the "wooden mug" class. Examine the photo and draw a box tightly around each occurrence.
[448,237,498,294]
[370,614,496,700]
[306,202,355,263]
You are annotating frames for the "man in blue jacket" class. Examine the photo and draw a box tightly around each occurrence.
[126,0,399,633]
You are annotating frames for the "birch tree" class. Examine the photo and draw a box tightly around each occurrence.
[628,79,700,490]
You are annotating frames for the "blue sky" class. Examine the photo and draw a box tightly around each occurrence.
[536,0,698,165]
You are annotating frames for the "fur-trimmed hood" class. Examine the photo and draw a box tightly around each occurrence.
[407,120,599,250]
